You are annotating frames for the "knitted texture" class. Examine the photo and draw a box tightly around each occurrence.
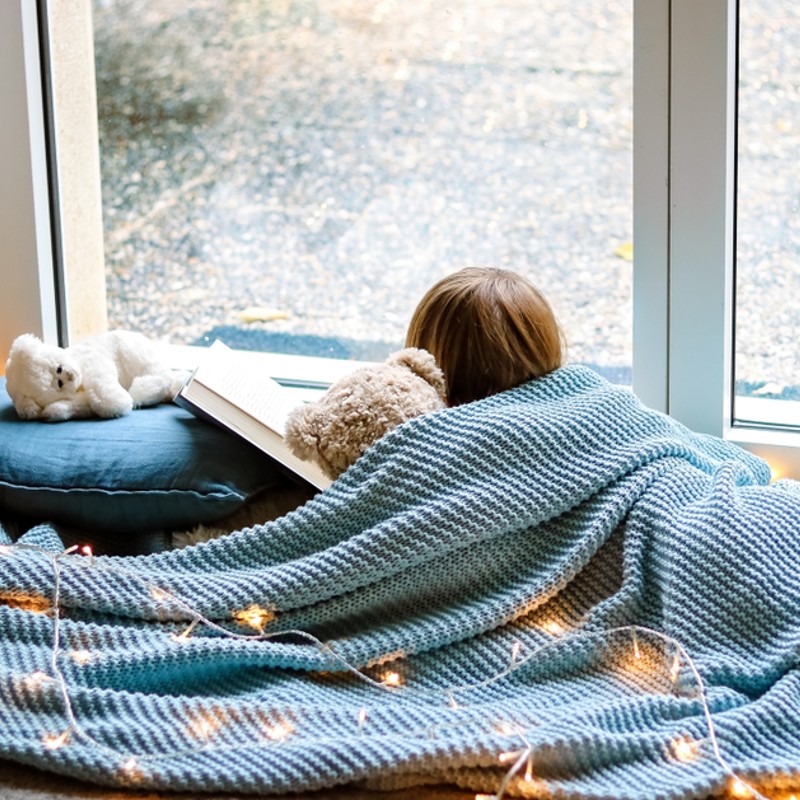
[1,365,799,799]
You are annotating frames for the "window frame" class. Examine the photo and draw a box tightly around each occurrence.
[1,0,798,477]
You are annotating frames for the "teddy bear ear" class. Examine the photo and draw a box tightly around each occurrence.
[387,347,447,396]
[9,333,44,359]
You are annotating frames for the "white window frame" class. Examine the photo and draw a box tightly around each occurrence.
[2,0,799,477]
[634,0,800,479]
[0,0,59,355]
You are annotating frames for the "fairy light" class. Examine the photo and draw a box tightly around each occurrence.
[494,721,518,737]
[42,729,70,750]
[730,777,756,798]
[632,630,642,660]
[263,720,294,742]
[669,649,682,683]
[671,736,700,763]
[0,541,773,800]
[382,670,402,688]
[69,649,92,666]
[541,618,565,636]
[498,749,523,765]
[523,753,534,783]
[21,670,55,691]
[170,618,199,642]
[187,712,219,743]
[149,586,169,602]
[119,756,144,783]
[231,604,274,633]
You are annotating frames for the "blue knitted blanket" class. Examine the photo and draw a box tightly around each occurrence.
[1,365,800,799]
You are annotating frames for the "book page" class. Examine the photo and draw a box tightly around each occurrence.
[197,344,299,434]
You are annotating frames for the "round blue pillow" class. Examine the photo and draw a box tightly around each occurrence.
[0,376,284,536]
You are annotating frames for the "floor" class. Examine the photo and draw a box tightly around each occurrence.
[0,761,474,800]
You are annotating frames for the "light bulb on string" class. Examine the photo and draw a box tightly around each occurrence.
[68,649,92,666]
[729,777,756,798]
[632,630,642,660]
[671,736,700,763]
[42,728,70,750]
[263,720,294,742]
[231,604,274,633]
[170,618,199,643]
[382,670,402,688]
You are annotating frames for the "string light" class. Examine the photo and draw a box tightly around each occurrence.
[170,618,199,642]
[0,541,782,800]
[498,749,524,765]
[523,754,534,783]
[382,671,402,688]
[540,618,565,636]
[186,711,220,743]
[671,736,700,763]
[119,756,144,783]
[669,649,682,683]
[263,721,294,742]
[231,604,275,633]
[494,721,518,737]
[20,670,55,691]
[149,586,170,602]
[730,777,756,798]
[42,729,71,750]
[68,649,92,665]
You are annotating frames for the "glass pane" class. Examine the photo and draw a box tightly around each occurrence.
[736,1,800,426]
[94,0,632,377]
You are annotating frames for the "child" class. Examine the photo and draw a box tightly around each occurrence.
[405,267,565,406]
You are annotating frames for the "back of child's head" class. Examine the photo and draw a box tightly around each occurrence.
[405,267,564,406]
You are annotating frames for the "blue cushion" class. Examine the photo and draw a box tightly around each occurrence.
[0,376,284,535]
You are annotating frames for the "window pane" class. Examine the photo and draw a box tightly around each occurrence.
[736,1,800,426]
[94,1,631,376]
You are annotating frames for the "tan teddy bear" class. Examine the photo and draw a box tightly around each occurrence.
[171,347,446,548]
[284,347,447,481]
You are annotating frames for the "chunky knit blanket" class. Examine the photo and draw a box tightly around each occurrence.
[1,365,800,799]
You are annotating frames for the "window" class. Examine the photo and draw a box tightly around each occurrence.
[90,0,632,377]
[735,0,800,430]
[0,0,798,477]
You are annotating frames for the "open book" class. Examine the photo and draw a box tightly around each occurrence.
[175,341,332,491]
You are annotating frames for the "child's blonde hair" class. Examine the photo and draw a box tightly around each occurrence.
[405,267,564,406]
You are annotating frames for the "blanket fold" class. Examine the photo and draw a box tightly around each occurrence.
[1,365,799,799]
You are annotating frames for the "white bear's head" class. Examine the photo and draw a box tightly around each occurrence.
[4,334,82,419]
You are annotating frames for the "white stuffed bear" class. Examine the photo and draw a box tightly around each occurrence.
[4,330,185,421]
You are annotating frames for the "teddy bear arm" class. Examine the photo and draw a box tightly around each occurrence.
[128,373,179,407]
[85,387,133,418]
[41,395,92,422]
[12,395,45,420]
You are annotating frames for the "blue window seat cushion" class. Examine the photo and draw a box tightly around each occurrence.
[0,376,284,536]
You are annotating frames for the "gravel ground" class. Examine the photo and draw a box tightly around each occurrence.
[92,0,797,395]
